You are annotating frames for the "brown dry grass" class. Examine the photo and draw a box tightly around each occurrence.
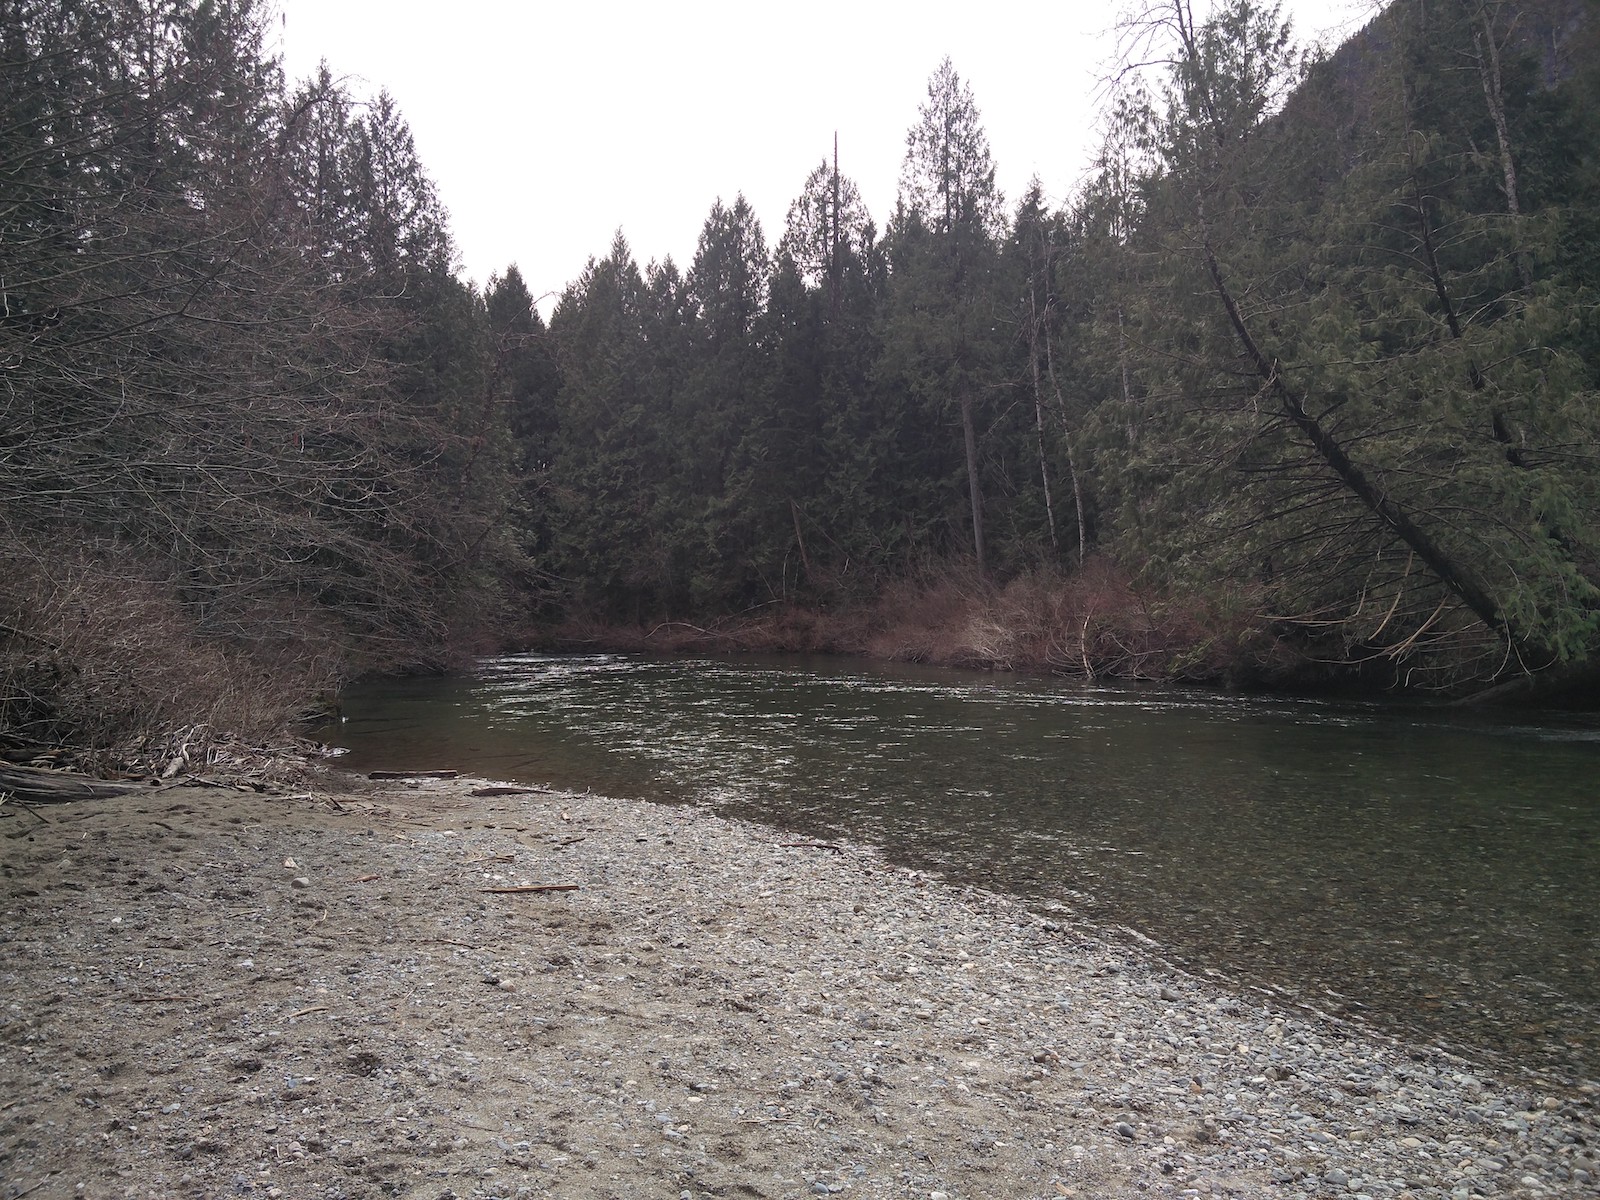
[856,559,1287,681]
[547,559,1297,685]
[0,544,344,769]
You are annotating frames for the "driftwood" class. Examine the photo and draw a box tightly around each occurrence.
[0,763,151,804]
[368,769,459,781]
[479,883,579,895]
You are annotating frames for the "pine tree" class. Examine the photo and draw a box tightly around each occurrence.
[544,235,670,617]
[883,59,1007,575]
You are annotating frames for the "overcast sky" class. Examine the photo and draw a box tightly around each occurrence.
[271,0,1377,312]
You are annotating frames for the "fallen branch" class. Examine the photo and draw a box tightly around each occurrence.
[1,795,52,824]
[479,883,579,895]
[163,776,246,791]
[369,769,459,781]
[469,785,544,797]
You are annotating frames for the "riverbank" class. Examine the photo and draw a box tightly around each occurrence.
[3,771,1594,1200]
[543,565,1596,704]
[547,562,1288,690]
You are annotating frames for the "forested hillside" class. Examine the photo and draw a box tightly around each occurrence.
[4,0,1597,759]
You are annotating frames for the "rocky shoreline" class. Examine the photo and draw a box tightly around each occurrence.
[2,771,1595,1199]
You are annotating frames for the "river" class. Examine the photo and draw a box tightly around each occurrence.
[317,652,1600,1085]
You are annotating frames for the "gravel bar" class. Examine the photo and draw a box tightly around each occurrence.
[2,774,1595,1199]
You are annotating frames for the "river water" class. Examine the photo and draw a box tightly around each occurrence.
[318,653,1600,1084]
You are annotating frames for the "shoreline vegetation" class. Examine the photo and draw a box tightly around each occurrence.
[550,562,1276,683]
[538,562,1600,709]
[5,557,1596,793]
[3,769,1596,1200]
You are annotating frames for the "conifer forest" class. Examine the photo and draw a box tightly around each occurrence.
[4,0,1598,752]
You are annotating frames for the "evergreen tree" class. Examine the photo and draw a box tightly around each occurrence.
[882,59,1007,574]
[672,197,776,608]
[770,157,897,594]
[545,235,667,618]
[486,265,563,580]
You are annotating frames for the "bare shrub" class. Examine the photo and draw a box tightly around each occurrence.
[854,559,1293,682]
[0,539,343,768]
[540,559,1299,686]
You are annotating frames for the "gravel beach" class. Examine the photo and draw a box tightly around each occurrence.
[2,771,1595,1200]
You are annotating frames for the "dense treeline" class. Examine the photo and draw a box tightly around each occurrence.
[1,0,522,752]
[4,0,1597,757]
[528,0,1600,694]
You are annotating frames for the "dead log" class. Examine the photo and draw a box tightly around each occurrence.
[368,769,459,781]
[0,763,151,804]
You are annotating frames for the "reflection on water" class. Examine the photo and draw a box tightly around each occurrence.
[319,653,1600,1083]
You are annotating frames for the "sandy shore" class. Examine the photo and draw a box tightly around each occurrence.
[2,771,1595,1200]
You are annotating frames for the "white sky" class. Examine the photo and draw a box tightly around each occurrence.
[271,0,1377,313]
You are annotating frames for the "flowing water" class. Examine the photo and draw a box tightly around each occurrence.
[317,653,1600,1084]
